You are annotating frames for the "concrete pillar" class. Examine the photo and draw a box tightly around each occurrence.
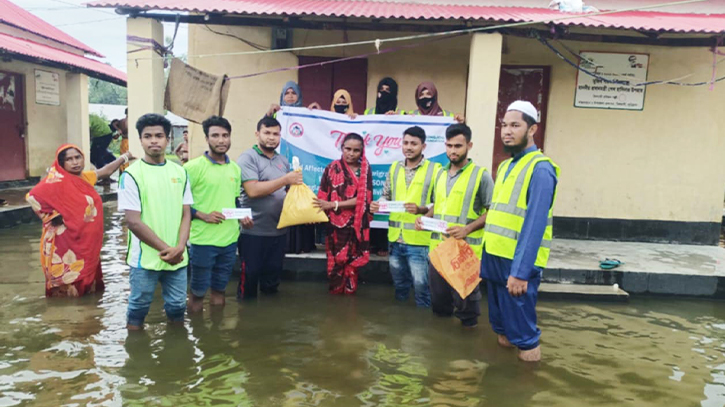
[464,33,503,172]
[65,72,91,169]
[126,17,165,157]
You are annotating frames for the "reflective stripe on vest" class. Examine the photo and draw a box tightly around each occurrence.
[387,160,440,246]
[483,151,560,268]
[364,107,375,115]
[408,109,454,118]
[429,164,486,259]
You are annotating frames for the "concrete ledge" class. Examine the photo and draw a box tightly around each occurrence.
[283,253,630,301]
[284,238,725,298]
[538,283,628,302]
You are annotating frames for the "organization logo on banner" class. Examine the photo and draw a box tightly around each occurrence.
[289,122,304,137]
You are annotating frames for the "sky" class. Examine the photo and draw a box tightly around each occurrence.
[14,0,188,72]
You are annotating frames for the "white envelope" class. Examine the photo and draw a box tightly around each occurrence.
[378,201,407,213]
[420,217,448,233]
[221,208,252,220]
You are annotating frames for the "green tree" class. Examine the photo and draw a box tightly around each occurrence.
[88,78,127,105]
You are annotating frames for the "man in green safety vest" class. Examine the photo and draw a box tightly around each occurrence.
[370,126,442,307]
[415,123,494,327]
[119,113,193,331]
[480,100,560,362]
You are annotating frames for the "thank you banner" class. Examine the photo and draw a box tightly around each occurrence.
[277,107,454,227]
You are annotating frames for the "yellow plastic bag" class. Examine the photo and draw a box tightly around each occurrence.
[277,182,329,229]
[429,237,482,298]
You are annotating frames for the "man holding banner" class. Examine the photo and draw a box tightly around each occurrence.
[370,126,441,308]
[415,123,493,328]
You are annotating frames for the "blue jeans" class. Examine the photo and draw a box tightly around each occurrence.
[389,242,430,307]
[127,266,187,327]
[190,243,237,297]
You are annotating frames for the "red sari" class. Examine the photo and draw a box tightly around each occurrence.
[26,144,105,297]
[317,156,373,294]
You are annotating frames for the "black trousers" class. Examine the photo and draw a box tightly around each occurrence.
[90,134,116,169]
[428,261,481,326]
[237,234,286,299]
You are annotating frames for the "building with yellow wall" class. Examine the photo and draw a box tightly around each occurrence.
[91,0,725,245]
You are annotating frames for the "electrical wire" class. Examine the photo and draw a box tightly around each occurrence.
[56,16,122,27]
[126,0,708,61]
[203,24,268,51]
[537,34,725,87]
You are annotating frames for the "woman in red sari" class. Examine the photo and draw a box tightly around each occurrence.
[26,144,132,297]
[314,133,373,294]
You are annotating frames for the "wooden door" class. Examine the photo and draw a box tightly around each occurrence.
[298,56,368,113]
[0,71,26,181]
[492,66,550,178]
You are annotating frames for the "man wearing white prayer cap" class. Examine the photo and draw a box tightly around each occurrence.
[479,100,561,362]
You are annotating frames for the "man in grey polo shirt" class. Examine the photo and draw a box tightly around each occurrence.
[236,116,303,299]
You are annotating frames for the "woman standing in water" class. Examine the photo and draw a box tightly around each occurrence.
[26,144,133,297]
[314,133,373,294]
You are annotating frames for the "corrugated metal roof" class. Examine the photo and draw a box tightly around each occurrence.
[2,0,102,57]
[87,0,725,34]
[0,33,126,84]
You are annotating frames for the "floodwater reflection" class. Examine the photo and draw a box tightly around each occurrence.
[0,207,724,406]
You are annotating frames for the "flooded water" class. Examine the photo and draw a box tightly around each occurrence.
[2,205,725,406]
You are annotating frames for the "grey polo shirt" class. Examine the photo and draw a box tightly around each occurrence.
[237,145,290,236]
[432,159,494,215]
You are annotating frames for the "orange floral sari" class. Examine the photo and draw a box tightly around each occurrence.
[26,144,105,297]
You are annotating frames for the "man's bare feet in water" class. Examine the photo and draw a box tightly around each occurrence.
[518,345,541,362]
[497,334,515,348]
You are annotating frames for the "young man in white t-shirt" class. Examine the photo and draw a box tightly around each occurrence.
[118,113,193,330]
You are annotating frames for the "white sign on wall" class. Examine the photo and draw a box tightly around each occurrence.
[35,69,60,106]
[574,52,649,111]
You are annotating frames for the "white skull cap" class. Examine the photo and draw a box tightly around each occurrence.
[507,101,539,123]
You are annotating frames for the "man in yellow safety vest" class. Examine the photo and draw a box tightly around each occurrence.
[481,100,560,362]
[371,126,442,307]
[415,123,494,327]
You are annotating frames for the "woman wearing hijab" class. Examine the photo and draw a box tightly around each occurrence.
[313,133,373,295]
[330,89,355,116]
[26,144,133,297]
[364,77,399,115]
[409,82,465,123]
[266,80,318,118]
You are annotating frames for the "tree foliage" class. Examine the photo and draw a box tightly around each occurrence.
[89,78,127,105]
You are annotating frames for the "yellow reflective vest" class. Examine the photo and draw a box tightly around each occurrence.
[484,150,560,268]
[407,109,454,117]
[387,160,442,246]
[429,162,486,259]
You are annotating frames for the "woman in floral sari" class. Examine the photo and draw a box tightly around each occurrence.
[314,133,373,294]
[27,144,133,297]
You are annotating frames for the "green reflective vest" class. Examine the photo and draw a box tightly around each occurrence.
[124,160,189,271]
[429,163,486,259]
[364,107,400,115]
[484,151,560,268]
[388,160,442,246]
[407,109,454,117]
